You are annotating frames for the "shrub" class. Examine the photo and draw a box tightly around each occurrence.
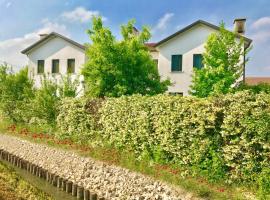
[27,78,59,126]
[27,75,80,127]
[99,95,153,154]
[0,65,34,123]
[53,91,270,190]
[257,168,270,199]
[221,92,270,182]
[233,83,270,94]
[56,97,103,143]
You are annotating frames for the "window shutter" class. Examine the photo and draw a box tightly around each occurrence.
[37,60,44,74]
[193,54,203,69]
[171,55,182,71]
[52,59,59,73]
[67,59,75,73]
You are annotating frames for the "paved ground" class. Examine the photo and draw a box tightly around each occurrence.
[0,134,200,200]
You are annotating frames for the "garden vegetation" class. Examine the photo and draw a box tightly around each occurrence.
[0,19,270,199]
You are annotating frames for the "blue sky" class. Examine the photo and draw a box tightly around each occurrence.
[0,0,270,76]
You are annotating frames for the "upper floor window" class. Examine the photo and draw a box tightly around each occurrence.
[37,60,44,74]
[52,59,59,74]
[193,54,204,69]
[171,55,182,72]
[67,59,75,74]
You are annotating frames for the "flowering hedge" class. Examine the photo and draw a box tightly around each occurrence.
[57,91,270,186]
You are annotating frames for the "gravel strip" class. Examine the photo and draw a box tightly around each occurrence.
[0,134,200,200]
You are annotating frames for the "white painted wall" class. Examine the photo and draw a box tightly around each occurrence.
[152,24,244,96]
[27,37,85,96]
[152,24,217,96]
[25,26,245,97]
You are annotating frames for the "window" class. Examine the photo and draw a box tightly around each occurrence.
[37,60,44,74]
[52,59,59,74]
[171,55,182,72]
[169,92,183,96]
[67,59,75,74]
[193,54,203,69]
[153,59,158,67]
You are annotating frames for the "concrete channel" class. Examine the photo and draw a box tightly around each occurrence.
[0,149,103,200]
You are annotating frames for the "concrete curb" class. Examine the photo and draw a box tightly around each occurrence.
[0,149,103,200]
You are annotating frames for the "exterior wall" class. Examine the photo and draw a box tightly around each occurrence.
[152,24,244,96]
[25,26,245,97]
[153,24,218,96]
[27,37,85,96]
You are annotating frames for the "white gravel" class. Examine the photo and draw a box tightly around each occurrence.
[0,134,200,200]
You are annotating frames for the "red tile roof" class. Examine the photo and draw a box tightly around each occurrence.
[145,43,157,52]
[245,77,270,85]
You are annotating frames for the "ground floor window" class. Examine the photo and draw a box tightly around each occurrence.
[37,60,44,74]
[67,59,75,73]
[52,59,60,74]
[169,92,183,96]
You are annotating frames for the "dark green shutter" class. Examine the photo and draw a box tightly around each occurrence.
[193,54,203,69]
[37,60,44,74]
[67,59,75,73]
[171,55,182,71]
[52,59,59,73]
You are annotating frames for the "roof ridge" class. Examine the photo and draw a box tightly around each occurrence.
[21,32,85,54]
[154,20,252,48]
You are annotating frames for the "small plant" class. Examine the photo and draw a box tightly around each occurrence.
[257,168,270,199]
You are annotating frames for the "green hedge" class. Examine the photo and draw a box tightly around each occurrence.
[56,98,103,143]
[57,91,270,185]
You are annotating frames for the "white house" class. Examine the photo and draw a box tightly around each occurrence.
[146,19,252,95]
[22,19,252,96]
[21,32,86,95]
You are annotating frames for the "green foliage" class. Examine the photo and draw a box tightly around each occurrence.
[82,17,170,97]
[27,75,80,127]
[233,83,270,94]
[27,77,59,126]
[56,97,103,143]
[57,91,270,190]
[0,65,34,122]
[257,168,270,199]
[58,75,80,98]
[190,22,250,97]
[221,92,270,182]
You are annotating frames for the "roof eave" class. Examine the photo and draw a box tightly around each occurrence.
[21,32,85,55]
[154,20,252,48]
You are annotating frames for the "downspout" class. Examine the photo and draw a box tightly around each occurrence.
[243,50,246,84]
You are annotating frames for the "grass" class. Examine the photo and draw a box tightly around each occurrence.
[0,119,257,200]
[0,161,54,200]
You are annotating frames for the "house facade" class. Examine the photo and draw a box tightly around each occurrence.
[147,19,252,95]
[22,19,252,96]
[21,32,86,95]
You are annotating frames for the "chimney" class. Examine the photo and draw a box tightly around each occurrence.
[234,18,246,35]
[132,27,139,36]
[39,34,48,40]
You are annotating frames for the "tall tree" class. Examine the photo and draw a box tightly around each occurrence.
[82,17,170,97]
[190,22,251,97]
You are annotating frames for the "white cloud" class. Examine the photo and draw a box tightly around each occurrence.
[62,7,105,23]
[251,30,270,43]
[251,17,270,29]
[0,20,68,70]
[38,19,69,35]
[151,13,175,41]
[249,17,270,43]
[155,13,174,30]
